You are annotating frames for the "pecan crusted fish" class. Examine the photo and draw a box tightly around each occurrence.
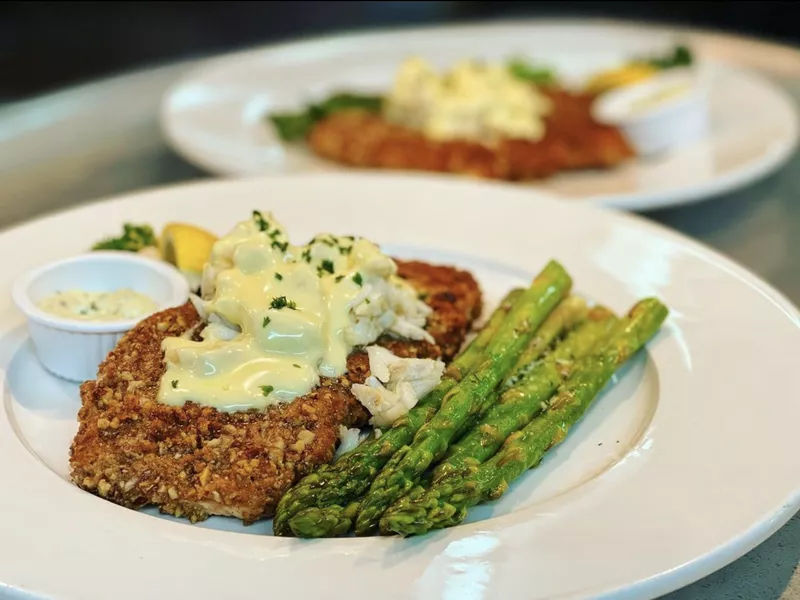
[308,90,634,180]
[69,260,482,524]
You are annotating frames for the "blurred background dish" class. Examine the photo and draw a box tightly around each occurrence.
[158,22,798,210]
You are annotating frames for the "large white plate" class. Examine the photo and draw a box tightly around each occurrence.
[1,174,799,600]
[160,21,799,211]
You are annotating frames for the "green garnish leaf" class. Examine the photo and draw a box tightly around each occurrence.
[171,380,179,389]
[268,93,384,142]
[301,248,312,263]
[645,45,694,70]
[262,316,271,327]
[352,272,363,286]
[271,240,289,253]
[275,273,283,281]
[293,363,301,369]
[260,385,275,396]
[335,275,345,283]
[507,58,558,86]
[268,112,315,142]
[92,223,157,252]
[270,296,297,310]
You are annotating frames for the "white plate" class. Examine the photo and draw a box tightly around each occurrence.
[1,173,799,600]
[160,21,799,211]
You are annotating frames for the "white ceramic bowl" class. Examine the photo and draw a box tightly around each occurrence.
[12,252,190,382]
[592,68,710,157]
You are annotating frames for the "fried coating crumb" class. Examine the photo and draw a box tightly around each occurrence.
[70,260,482,524]
[308,89,634,180]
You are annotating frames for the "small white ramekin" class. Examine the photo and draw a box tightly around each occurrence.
[592,68,710,157]
[12,252,190,383]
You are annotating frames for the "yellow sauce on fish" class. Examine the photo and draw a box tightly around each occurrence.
[157,212,432,412]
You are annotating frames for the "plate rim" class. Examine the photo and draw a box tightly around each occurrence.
[1,172,799,600]
[158,18,800,212]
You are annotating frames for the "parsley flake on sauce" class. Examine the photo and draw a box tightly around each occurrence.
[260,385,275,396]
[171,380,179,389]
[317,259,335,276]
[352,272,363,286]
[274,273,283,281]
[270,296,297,310]
[262,316,271,327]
[252,210,269,232]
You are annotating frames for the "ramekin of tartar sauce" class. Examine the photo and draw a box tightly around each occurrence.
[592,68,709,157]
[12,252,190,382]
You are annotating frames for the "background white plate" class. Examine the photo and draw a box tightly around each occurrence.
[160,21,799,211]
[1,174,799,600]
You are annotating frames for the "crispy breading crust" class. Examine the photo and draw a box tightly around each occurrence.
[70,260,482,524]
[308,90,634,180]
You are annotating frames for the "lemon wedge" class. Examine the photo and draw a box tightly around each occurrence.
[160,223,218,290]
[585,63,658,95]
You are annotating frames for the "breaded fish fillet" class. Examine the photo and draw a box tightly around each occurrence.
[308,90,634,180]
[70,260,482,524]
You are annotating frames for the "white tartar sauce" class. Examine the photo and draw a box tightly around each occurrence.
[37,289,158,321]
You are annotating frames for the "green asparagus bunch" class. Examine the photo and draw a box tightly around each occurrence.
[381,298,668,537]
[432,305,618,483]
[287,292,587,538]
[272,286,524,536]
[354,261,573,535]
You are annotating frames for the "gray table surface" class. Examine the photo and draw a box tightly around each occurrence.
[0,20,797,600]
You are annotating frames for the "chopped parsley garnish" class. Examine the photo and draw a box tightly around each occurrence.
[339,245,353,256]
[293,363,301,369]
[262,316,271,327]
[418,292,429,301]
[89,302,98,311]
[271,240,289,253]
[268,229,281,240]
[301,248,312,263]
[335,275,345,283]
[352,272,363,286]
[91,223,157,252]
[274,273,283,281]
[270,296,297,310]
[311,235,336,247]
[260,385,274,396]
[252,210,269,232]
[365,298,371,304]
[171,380,179,389]
[318,259,335,276]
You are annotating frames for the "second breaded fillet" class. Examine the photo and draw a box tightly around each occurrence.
[70,260,482,524]
[308,90,634,180]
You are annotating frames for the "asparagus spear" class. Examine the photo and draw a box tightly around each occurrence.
[381,298,668,537]
[433,306,617,483]
[354,261,573,535]
[287,293,586,539]
[272,288,523,536]
[452,295,588,442]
